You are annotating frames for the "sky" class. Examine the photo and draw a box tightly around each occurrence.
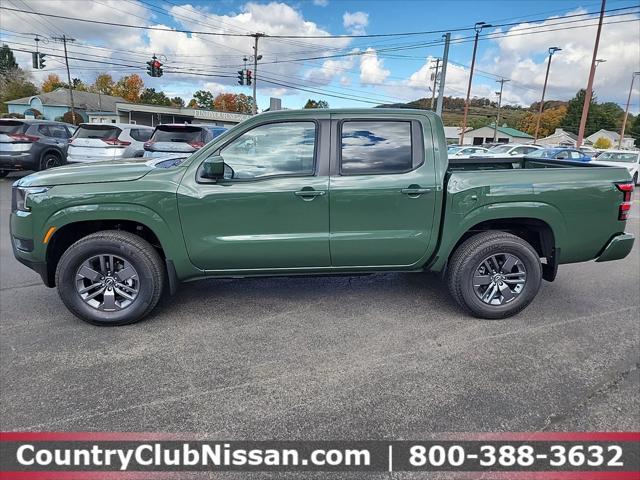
[1,0,639,113]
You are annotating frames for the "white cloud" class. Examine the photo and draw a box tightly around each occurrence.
[484,10,640,106]
[359,48,389,85]
[313,0,329,6]
[304,52,357,86]
[343,11,369,36]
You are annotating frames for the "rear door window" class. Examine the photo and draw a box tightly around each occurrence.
[37,125,51,137]
[48,125,71,138]
[130,129,153,142]
[340,121,413,175]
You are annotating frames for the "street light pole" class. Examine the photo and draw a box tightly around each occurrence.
[430,58,441,110]
[435,32,450,117]
[533,47,561,142]
[577,0,606,148]
[493,78,509,142]
[619,72,640,148]
[460,22,491,145]
[251,33,264,115]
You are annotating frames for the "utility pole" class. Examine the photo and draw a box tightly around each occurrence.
[493,78,509,142]
[430,58,441,110]
[460,22,491,145]
[251,33,264,115]
[576,0,606,148]
[619,72,640,148]
[533,46,562,142]
[53,35,76,124]
[436,33,450,117]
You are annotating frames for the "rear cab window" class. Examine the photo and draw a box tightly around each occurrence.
[340,120,414,175]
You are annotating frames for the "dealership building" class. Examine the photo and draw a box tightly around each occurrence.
[114,103,251,127]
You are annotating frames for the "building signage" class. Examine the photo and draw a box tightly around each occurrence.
[194,110,251,123]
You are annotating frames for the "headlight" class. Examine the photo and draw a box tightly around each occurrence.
[11,186,50,212]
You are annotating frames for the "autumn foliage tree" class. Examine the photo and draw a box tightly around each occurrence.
[41,73,65,93]
[113,74,144,102]
[517,105,567,138]
[93,73,115,95]
[213,93,254,114]
[593,137,612,149]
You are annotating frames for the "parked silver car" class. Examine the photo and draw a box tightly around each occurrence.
[143,124,227,158]
[448,146,489,159]
[471,143,542,158]
[67,123,153,163]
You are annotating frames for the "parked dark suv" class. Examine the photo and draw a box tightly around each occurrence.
[0,119,74,177]
[143,124,227,158]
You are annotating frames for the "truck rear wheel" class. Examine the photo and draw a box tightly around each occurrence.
[446,231,542,319]
[55,231,165,326]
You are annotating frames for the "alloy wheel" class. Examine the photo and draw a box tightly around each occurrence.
[75,254,140,311]
[472,253,527,305]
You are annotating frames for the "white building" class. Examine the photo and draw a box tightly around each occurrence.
[586,129,635,149]
[537,128,581,147]
[461,124,534,145]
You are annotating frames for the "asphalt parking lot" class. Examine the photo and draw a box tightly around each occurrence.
[1,172,639,468]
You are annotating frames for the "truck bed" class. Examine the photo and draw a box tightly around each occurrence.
[436,156,633,269]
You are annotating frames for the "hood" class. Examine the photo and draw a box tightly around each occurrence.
[14,158,155,187]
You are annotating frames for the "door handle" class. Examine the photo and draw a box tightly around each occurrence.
[401,187,431,195]
[294,189,326,200]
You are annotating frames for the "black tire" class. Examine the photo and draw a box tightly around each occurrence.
[55,230,165,326]
[39,151,63,171]
[446,231,542,319]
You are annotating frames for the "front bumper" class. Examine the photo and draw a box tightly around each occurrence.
[595,233,635,262]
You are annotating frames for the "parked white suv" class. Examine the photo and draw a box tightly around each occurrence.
[590,150,640,185]
[471,144,542,158]
[67,123,153,163]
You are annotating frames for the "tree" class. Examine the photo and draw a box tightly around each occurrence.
[0,66,38,114]
[563,89,618,137]
[113,74,144,102]
[213,93,254,113]
[187,98,198,108]
[140,87,171,106]
[304,99,329,109]
[93,73,114,95]
[517,105,567,137]
[593,137,612,149]
[170,97,185,108]
[72,78,88,91]
[42,73,65,93]
[628,115,640,148]
[62,111,83,125]
[191,90,215,109]
[0,44,18,73]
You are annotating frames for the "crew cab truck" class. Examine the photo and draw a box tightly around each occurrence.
[10,109,635,326]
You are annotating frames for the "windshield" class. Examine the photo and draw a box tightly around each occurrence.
[597,152,639,163]
[488,145,512,154]
[74,125,121,139]
[152,126,203,143]
[448,147,462,154]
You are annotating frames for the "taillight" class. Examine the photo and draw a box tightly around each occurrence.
[9,133,39,142]
[616,183,634,221]
[188,141,204,148]
[102,137,131,146]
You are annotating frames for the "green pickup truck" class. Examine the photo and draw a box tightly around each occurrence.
[10,109,635,325]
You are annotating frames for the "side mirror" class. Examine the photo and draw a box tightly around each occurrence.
[202,155,225,180]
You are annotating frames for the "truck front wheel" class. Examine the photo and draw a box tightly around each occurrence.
[55,231,165,326]
[446,231,542,319]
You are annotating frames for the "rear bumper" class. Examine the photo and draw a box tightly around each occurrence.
[0,153,37,171]
[595,233,635,262]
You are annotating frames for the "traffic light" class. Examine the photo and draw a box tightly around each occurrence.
[237,70,245,85]
[32,52,38,69]
[246,69,252,86]
[153,59,163,77]
[38,53,46,69]
[146,59,155,77]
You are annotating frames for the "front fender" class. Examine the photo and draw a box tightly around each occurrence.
[429,201,567,272]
